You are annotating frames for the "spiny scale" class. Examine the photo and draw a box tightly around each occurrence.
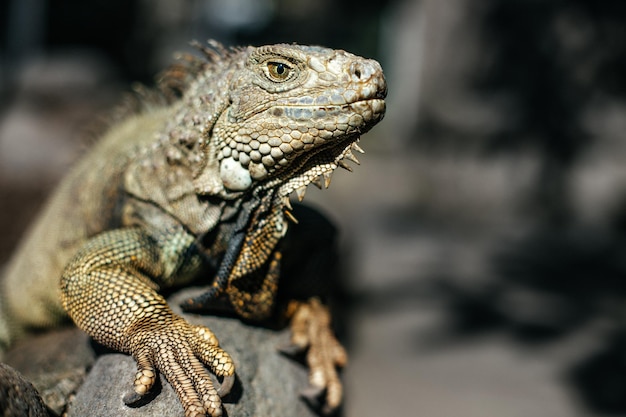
[283,196,293,211]
[323,172,332,188]
[337,160,353,172]
[287,141,363,203]
[344,150,360,165]
[295,186,307,202]
[311,176,323,189]
[352,141,365,154]
[284,210,299,224]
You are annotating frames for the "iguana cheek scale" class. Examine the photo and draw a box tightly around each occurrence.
[0,41,386,417]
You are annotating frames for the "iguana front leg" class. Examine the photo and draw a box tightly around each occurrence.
[59,227,235,417]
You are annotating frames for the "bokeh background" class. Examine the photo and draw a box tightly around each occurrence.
[3,1,626,416]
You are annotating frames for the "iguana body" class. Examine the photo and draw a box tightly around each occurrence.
[0,42,386,416]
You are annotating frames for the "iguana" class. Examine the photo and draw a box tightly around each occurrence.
[0,41,387,416]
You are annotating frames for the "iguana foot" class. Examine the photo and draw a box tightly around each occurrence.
[125,317,235,417]
[282,298,347,415]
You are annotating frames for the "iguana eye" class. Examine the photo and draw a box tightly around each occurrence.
[267,62,291,81]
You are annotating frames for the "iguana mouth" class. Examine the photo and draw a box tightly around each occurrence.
[271,97,385,203]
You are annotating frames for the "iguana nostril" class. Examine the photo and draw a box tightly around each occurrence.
[350,62,365,81]
[350,60,382,84]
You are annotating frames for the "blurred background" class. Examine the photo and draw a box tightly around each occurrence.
[3,0,626,416]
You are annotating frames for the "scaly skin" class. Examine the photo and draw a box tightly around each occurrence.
[0,42,386,416]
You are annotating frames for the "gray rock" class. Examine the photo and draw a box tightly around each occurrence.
[2,287,319,416]
[0,363,52,417]
[67,354,182,417]
[3,326,95,415]
[66,287,317,417]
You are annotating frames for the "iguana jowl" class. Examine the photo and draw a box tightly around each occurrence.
[0,42,387,416]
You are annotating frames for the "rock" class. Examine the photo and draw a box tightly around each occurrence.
[0,363,52,417]
[67,354,182,417]
[67,322,313,417]
[3,326,95,415]
[2,287,320,416]
[66,287,317,416]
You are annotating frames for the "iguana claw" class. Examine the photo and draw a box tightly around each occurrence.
[277,341,307,358]
[300,385,329,413]
[215,374,235,397]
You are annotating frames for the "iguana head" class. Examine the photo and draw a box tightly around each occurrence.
[198,44,386,199]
